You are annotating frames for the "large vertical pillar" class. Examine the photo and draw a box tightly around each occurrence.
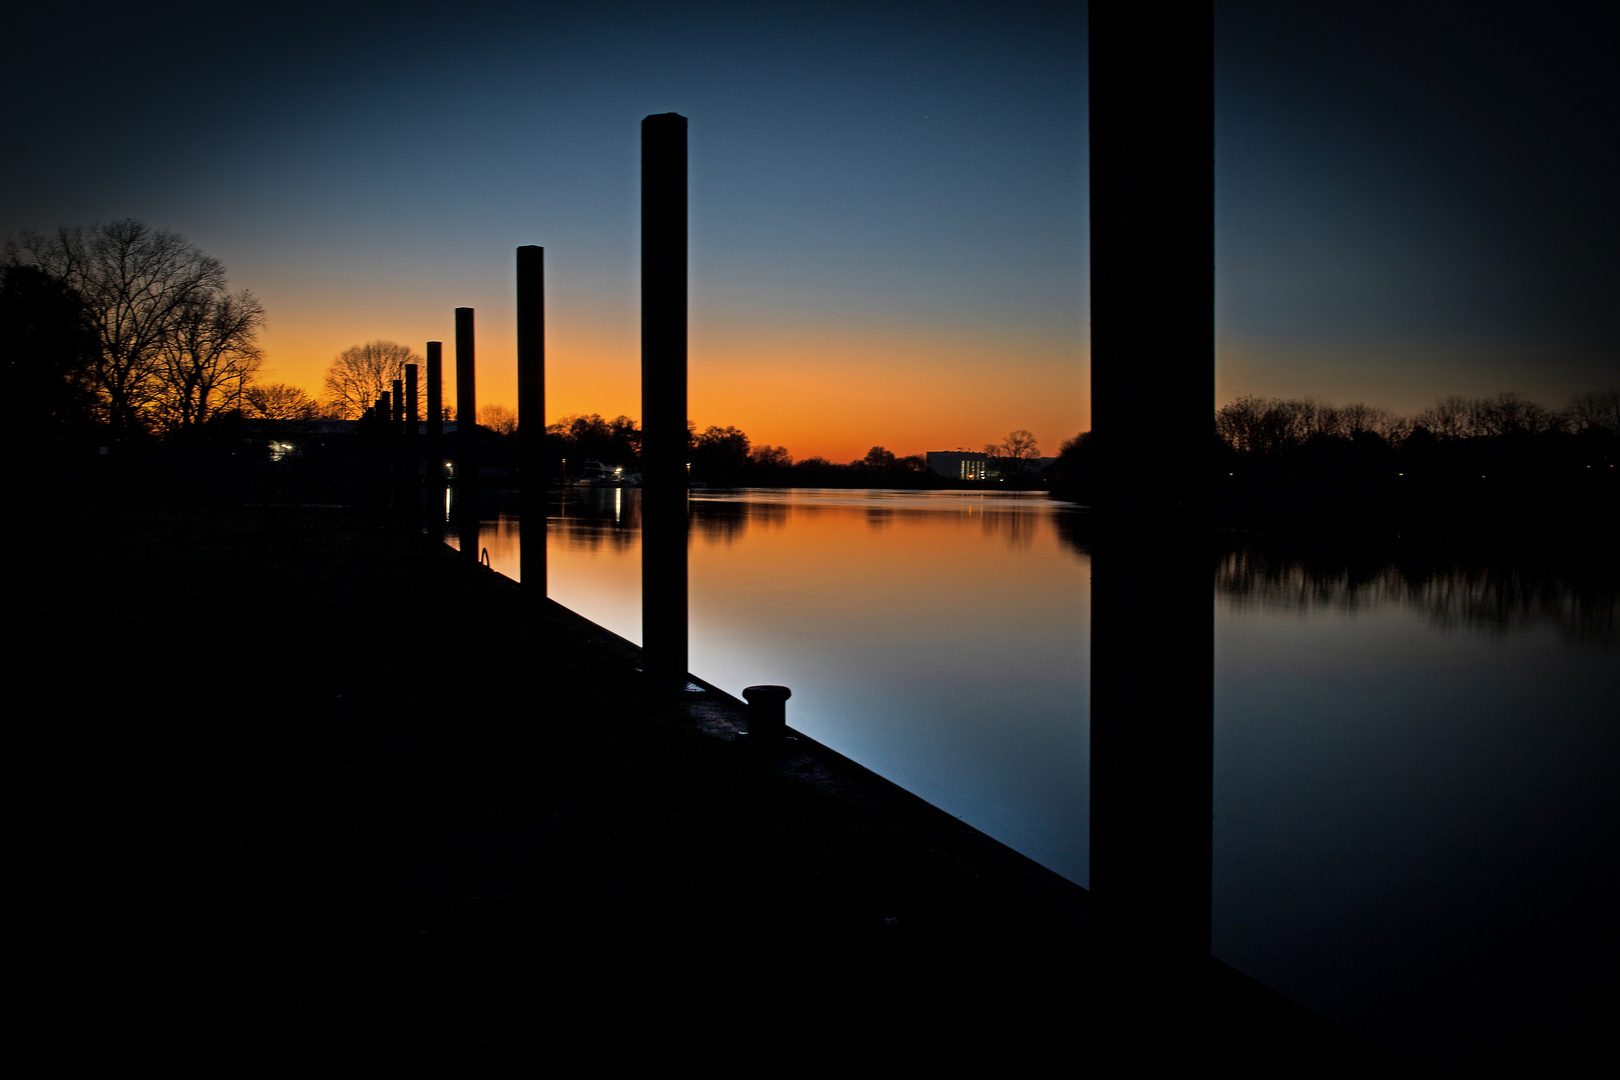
[641,113,689,690]
[1087,2,1215,1016]
[455,307,479,565]
[517,245,546,596]
[426,342,444,530]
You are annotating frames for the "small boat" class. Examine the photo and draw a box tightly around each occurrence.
[573,459,636,487]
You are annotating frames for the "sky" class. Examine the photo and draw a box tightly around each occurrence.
[4,1,1614,462]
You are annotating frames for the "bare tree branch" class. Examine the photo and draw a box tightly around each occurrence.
[7,219,254,438]
[322,340,424,419]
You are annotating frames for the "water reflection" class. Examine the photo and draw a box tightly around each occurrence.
[688,498,750,544]
[1215,544,1617,645]
[1211,539,1616,1061]
[553,487,638,551]
[446,487,1613,1061]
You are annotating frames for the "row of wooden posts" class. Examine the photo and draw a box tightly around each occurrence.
[360,114,694,695]
[364,5,1219,1024]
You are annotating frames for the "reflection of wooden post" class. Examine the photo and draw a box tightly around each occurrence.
[426,342,444,530]
[455,308,479,565]
[641,113,689,690]
[1088,2,1214,1021]
[517,245,546,596]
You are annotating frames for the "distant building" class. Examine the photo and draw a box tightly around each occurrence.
[926,450,991,481]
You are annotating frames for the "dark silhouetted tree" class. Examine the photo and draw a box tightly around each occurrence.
[750,444,792,470]
[7,219,260,440]
[2,263,98,433]
[244,383,319,420]
[154,288,264,432]
[985,429,1040,481]
[1564,390,1619,436]
[1003,429,1040,469]
[322,340,423,419]
[1414,395,1475,440]
[691,425,751,484]
[862,446,897,470]
[1472,391,1556,437]
[3,263,102,495]
[1049,431,1096,502]
[547,413,641,476]
[478,404,518,435]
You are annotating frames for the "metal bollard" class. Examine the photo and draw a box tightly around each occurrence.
[741,685,791,740]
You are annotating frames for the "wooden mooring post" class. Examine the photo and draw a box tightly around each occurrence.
[640,113,690,691]
[426,341,444,530]
[455,307,479,565]
[405,362,420,522]
[517,245,546,596]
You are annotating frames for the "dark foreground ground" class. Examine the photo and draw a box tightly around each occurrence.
[29,503,1390,1060]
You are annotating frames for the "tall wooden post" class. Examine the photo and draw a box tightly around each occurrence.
[370,394,389,513]
[1087,1,1215,1019]
[455,308,479,565]
[390,376,405,514]
[405,362,420,521]
[517,245,546,596]
[641,113,689,690]
[426,342,444,529]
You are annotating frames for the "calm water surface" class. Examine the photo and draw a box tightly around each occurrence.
[451,487,1616,1059]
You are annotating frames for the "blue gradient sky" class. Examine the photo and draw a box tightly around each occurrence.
[4,1,1613,461]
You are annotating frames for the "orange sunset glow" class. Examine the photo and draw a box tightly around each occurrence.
[258,295,1088,464]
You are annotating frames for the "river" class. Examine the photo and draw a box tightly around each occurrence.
[450,486,1616,1060]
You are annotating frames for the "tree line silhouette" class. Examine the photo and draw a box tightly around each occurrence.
[1052,390,1618,538]
[12,219,1608,525]
[536,414,1049,488]
[6,220,266,447]
[504,413,928,487]
[4,220,275,497]
[3,217,501,500]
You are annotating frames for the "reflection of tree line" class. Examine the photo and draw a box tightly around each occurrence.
[688,498,792,545]
[973,504,1041,550]
[1047,507,1614,644]
[550,489,640,553]
[553,490,1054,552]
[1213,545,1616,645]
[551,490,798,550]
[691,497,1047,549]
